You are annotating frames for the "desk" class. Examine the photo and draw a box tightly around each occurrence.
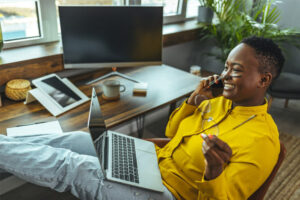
[0,65,201,137]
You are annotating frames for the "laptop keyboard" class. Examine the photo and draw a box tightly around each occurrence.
[112,134,139,183]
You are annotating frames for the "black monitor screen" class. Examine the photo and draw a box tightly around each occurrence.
[59,6,163,68]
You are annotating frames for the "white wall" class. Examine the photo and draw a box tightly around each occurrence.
[163,0,300,74]
[163,39,223,74]
[277,0,300,29]
[275,0,300,73]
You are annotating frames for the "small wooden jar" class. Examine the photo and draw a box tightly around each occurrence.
[5,79,32,101]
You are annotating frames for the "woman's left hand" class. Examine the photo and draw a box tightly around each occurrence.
[201,134,232,180]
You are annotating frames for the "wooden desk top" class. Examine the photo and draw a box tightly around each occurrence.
[0,65,201,135]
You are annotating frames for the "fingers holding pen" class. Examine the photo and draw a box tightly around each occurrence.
[201,134,232,163]
[204,135,232,154]
[201,134,232,180]
[211,135,232,156]
[202,143,224,165]
[201,134,226,180]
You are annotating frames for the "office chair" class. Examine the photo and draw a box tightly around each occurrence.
[267,51,300,109]
[145,138,286,200]
[248,142,286,200]
[268,72,300,108]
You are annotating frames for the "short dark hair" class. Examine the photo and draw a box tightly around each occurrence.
[241,36,284,79]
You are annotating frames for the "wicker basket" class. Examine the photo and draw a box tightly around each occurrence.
[5,79,32,101]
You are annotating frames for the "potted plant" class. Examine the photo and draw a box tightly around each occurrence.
[197,0,214,23]
[201,0,300,63]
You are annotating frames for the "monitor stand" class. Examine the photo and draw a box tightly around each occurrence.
[85,67,141,85]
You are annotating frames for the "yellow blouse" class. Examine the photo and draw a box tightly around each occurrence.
[156,96,280,200]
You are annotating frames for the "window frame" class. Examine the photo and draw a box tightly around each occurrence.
[2,0,193,49]
[164,0,188,24]
[127,0,188,24]
[3,0,59,49]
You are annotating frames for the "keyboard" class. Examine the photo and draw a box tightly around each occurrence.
[112,134,139,183]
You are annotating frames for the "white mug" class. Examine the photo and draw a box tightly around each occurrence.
[190,65,202,76]
[102,79,126,100]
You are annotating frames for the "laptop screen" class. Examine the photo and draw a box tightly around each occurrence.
[87,88,108,173]
[87,88,107,140]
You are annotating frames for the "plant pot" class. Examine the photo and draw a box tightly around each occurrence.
[197,6,214,23]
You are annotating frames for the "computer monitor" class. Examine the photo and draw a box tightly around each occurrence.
[59,6,163,84]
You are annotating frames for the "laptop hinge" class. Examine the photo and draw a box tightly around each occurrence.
[90,126,106,141]
[104,135,109,170]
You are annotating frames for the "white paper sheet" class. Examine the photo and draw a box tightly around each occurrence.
[7,121,63,137]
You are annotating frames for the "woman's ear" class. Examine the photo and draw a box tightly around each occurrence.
[259,72,272,88]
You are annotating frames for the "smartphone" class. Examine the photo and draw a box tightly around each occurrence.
[209,77,224,97]
[209,77,224,88]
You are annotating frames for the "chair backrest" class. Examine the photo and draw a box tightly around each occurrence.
[248,142,286,200]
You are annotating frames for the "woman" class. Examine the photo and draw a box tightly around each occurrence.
[0,36,284,200]
[157,36,283,199]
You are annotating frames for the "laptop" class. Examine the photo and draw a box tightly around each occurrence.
[87,88,165,192]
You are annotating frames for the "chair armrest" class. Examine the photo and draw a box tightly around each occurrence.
[248,142,286,200]
[144,138,171,148]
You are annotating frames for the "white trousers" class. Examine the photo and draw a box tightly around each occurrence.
[0,132,175,200]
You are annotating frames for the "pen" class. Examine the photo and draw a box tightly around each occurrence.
[232,114,256,130]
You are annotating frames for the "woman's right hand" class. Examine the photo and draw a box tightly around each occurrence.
[187,75,220,106]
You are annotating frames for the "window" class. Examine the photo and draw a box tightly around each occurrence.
[130,0,187,23]
[56,0,122,6]
[186,0,200,18]
[0,0,58,49]
[56,0,188,24]
[1,0,197,49]
[139,0,180,16]
[0,1,40,41]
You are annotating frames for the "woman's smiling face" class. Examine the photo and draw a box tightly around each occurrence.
[221,43,266,106]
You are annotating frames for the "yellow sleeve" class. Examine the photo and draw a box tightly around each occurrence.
[165,100,197,138]
[196,138,279,200]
